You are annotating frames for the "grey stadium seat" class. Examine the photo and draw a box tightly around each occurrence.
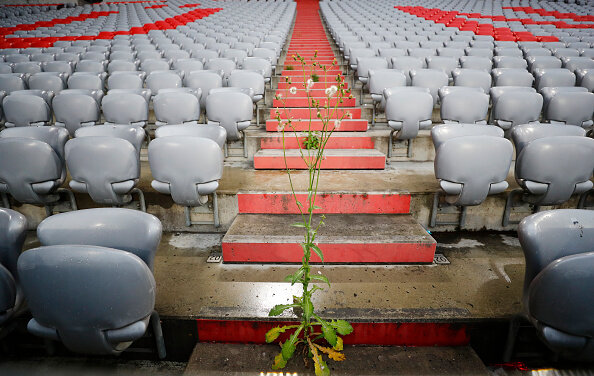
[183,70,223,108]
[0,208,27,325]
[18,245,165,357]
[154,124,226,149]
[74,124,145,156]
[0,74,26,93]
[391,56,424,85]
[533,68,576,91]
[492,68,535,87]
[493,56,528,69]
[153,91,200,126]
[368,69,407,125]
[490,89,543,133]
[511,209,594,361]
[102,93,148,127]
[452,68,492,92]
[53,91,100,136]
[440,89,489,124]
[65,137,145,211]
[459,56,492,71]
[3,94,51,127]
[206,91,252,144]
[545,91,594,128]
[228,70,265,102]
[385,87,433,157]
[148,136,224,226]
[28,72,66,93]
[145,71,183,94]
[107,71,145,90]
[410,69,449,105]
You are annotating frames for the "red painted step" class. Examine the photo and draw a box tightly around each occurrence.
[260,133,374,149]
[278,81,349,90]
[237,192,411,214]
[253,149,386,170]
[273,97,356,107]
[222,213,436,263]
[265,118,368,132]
[270,107,361,119]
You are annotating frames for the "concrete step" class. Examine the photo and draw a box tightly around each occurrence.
[273,96,356,107]
[278,81,349,89]
[280,68,342,76]
[260,132,374,149]
[266,119,367,132]
[185,344,489,376]
[253,149,386,170]
[222,213,436,263]
[270,107,361,119]
[237,191,411,214]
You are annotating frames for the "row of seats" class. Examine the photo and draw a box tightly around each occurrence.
[0,124,224,226]
[0,207,166,357]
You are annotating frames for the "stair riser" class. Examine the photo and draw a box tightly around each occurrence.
[265,119,367,131]
[280,69,342,76]
[273,97,356,107]
[269,107,361,119]
[196,319,469,346]
[260,135,374,149]
[222,242,436,263]
[277,81,349,89]
[237,192,411,214]
[253,155,386,169]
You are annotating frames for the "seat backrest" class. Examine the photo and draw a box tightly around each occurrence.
[492,91,543,127]
[511,123,587,156]
[204,58,236,78]
[492,68,535,87]
[76,60,105,73]
[434,135,513,205]
[13,62,42,74]
[28,72,66,92]
[18,245,155,354]
[102,93,148,126]
[369,69,406,96]
[67,72,104,91]
[410,69,449,104]
[356,57,388,79]
[0,138,62,204]
[154,124,227,149]
[74,124,145,155]
[0,74,26,93]
[106,71,145,90]
[493,56,528,69]
[3,94,50,127]
[172,59,204,76]
[53,92,100,135]
[148,136,224,206]
[140,59,170,74]
[153,91,200,125]
[65,137,140,206]
[242,57,272,79]
[440,90,489,123]
[534,68,576,91]
[518,209,594,311]
[527,56,562,71]
[205,91,253,141]
[425,56,457,76]
[37,208,161,271]
[183,70,223,107]
[107,60,138,74]
[0,208,27,278]
[228,70,265,96]
[385,89,433,139]
[431,123,504,150]
[42,61,73,74]
[546,91,594,127]
[452,68,492,92]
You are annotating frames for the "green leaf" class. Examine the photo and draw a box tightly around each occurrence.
[296,200,303,208]
[268,304,296,317]
[331,320,354,336]
[311,274,331,288]
[319,319,337,347]
[313,205,322,210]
[311,244,324,262]
[314,356,330,376]
[333,336,344,351]
[265,325,300,343]
[291,267,305,285]
[303,298,314,321]
[291,222,306,228]
[281,324,303,360]
[283,273,294,282]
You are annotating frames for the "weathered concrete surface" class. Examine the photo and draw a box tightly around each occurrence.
[184,343,489,376]
[0,358,186,375]
[154,232,524,321]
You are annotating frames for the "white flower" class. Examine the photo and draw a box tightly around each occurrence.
[275,93,282,100]
[289,86,297,95]
[306,78,314,92]
[334,119,341,130]
[278,121,286,131]
[325,85,338,97]
[345,111,353,119]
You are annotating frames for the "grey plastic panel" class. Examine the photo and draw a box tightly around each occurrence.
[154,124,227,149]
[205,91,252,141]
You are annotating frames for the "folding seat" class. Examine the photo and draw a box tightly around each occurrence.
[30,53,55,63]
[64,46,86,55]
[394,41,419,50]
[102,92,148,127]
[53,90,100,136]
[420,41,443,50]
[252,48,277,66]
[42,61,74,75]
[0,126,74,213]
[440,88,489,124]
[425,56,458,79]
[221,49,248,65]
[164,50,190,61]
[452,68,492,93]
[465,48,494,59]
[139,59,171,75]
[145,71,182,94]
[153,91,200,126]
[506,209,594,361]
[459,56,492,71]
[206,91,252,156]
[368,69,407,125]
[410,69,448,105]
[554,48,580,59]
[348,48,376,70]
[0,64,12,74]
[490,68,534,87]
[569,42,590,50]
[191,49,219,64]
[524,47,552,57]
[576,69,594,92]
[18,243,165,356]
[444,41,470,49]
[43,47,63,55]
[471,41,494,50]
[384,87,433,157]
[154,123,226,146]
[355,57,388,86]
[526,56,562,72]
[228,70,264,103]
[391,56,424,85]
[580,49,594,58]
[4,55,29,64]
[545,91,594,128]
[562,57,594,73]
[74,125,145,156]
[431,125,512,226]
[494,47,523,58]
[107,60,138,74]
[136,50,163,63]
[184,70,224,108]
[493,56,528,69]
[540,86,589,115]
[65,136,145,211]
[511,132,594,207]
[27,72,66,93]
[109,51,137,63]
[75,60,106,73]
[0,208,27,325]
[378,48,406,62]
[490,88,543,134]
[204,58,236,81]
[242,57,272,84]
[407,48,437,63]
[533,68,576,91]
[3,94,51,127]
[54,53,80,64]
[12,62,41,75]
[233,42,255,55]
[107,71,145,90]
[259,41,280,54]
